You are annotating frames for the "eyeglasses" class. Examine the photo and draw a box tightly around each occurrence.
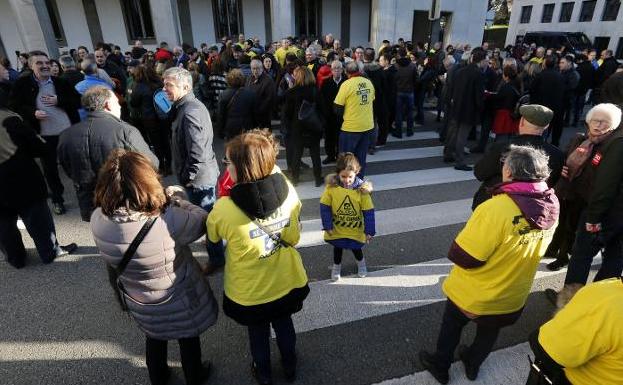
[589,119,612,127]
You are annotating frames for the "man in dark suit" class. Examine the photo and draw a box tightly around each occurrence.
[444,48,487,171]
[530,56,565,146]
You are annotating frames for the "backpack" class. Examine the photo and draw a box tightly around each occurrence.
[153,89,172,120]
[511,92,530,120]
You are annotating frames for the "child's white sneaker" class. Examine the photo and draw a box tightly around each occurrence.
[357,259,367,278]
[331,264,341,281]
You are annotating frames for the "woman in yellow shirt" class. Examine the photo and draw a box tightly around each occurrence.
[207,130,309,385]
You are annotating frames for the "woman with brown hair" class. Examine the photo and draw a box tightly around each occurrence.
[129,64,171,174]
[207,129,309,385]
[90,149,218,385]
[217,68,257,139]
[283,66,323,186]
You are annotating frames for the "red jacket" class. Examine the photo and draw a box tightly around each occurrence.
[316,65,332,89]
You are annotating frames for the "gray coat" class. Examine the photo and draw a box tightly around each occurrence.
[171,93,219,188]
[90,200,218,340]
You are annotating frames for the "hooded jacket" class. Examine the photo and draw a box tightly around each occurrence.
[207,170,309,325]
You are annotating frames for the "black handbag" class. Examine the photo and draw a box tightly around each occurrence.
[106,217,158,311]
[297,99,324,134]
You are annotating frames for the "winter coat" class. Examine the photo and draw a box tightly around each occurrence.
[576,61,595,94]
[394,58,418,93]
[57,111,158,217]
[529,68,565,113]
[473,134,565,210]
[217,86,257,139]
[170,93,219,188]
[9,75,80,134]
[283,85,322,143]
[0,109,48,212]
[245,73,276,128]
[319,77,345,131]
[364,62,387,116]
[90,201,218,340]
[448,63,485,125]
[59,69,85,88]
[130,81,162,120]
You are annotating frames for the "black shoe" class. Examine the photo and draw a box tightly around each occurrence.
[546,259,568,271]
[368,147,376,155]
[419,351,449,384]
[315,178,324,187]
[322,157,336,165]
[283,357,297,383]
[390,131,403,139]
[457,345,478,381]
[406,130,414,137]
[52,202,66,215]
[454,165,473,171]
[544,288,558,306]
[7,258,26,269]
[443,157,455,163]
[58,243,78,257]
[251,362,272,385]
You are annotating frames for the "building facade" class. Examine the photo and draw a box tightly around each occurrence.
[0,0,487,61]
[506,0,623,56]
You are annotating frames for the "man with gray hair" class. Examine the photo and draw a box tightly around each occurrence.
[58,55,84,88]
[245,58,275,128]
[421,144,559,384]
[320,60,345,163]
[163,67,223,273]
[57,86,157,221]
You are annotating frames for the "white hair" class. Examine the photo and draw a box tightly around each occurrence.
[586,103,622,131]
[163,67,193,88]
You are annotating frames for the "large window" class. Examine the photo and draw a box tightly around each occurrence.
[602,0,621,21]
[213,0,243,39]
[579,0,597,21]
[559,2,575,22]
[594,36,611,53]
[120,0,155,43]
[44,0,66,46]
[541,3,555,23]
[616,37,623,59]
[295,0,321,37]
[520,6,532,23]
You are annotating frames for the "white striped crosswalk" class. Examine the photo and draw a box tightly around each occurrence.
[3,128,577,385]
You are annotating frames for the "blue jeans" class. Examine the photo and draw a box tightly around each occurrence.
[248,315,297,381]
[185,185,225,267]
[0,199,64,265]
[395,92,414,133]
[339,129,372,178]
[565,211,623,285]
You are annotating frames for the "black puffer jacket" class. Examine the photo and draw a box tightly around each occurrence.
[218,86,257,139]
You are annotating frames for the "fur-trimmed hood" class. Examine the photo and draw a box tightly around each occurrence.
[324,173,373,194]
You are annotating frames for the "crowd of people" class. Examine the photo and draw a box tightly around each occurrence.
[1,31,623,385]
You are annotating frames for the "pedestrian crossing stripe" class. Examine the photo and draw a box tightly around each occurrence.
[335,196,358,216]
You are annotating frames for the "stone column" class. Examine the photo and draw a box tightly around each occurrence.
[270,0,295,41]
[149,0,182,46]
[369,0,398,50]
[9,0,59,57]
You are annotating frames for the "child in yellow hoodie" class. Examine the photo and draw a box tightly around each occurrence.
[320,153,375,281]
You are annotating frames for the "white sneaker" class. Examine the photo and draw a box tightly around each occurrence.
[357,259,367,278]
[331,264,341,281]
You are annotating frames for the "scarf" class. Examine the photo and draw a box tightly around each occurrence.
[565,129,614,180]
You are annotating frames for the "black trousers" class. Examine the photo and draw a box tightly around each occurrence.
[324,120,340,160]
[289,135,322,184]
[433,300,502,371]
[549,113,564,147]
[145,335,203,385]
[333,247,363,265]
[248,315,297,381]
[41,135,64,204]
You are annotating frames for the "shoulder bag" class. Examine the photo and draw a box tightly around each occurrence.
[106,217,158,311]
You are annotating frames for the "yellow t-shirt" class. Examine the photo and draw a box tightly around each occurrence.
[275,47,299,67]
[334,76,375,133]
[320,184,373,243]
[539,279,623,385]
[207,180,308,306]
[442,194,556,315]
